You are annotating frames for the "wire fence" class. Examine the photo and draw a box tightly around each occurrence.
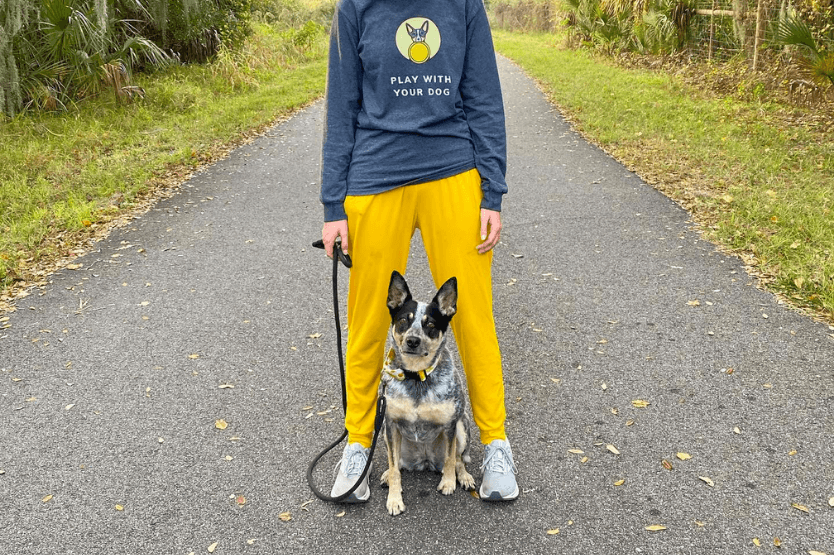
[490,0,834,104]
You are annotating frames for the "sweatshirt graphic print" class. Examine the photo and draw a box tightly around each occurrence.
[320,0,507,222]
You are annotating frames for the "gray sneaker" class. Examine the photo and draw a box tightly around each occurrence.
[479,438,519,501]
[330,442,371,502]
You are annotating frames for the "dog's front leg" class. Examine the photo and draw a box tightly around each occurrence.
[385,427,405,516]
[437,431,457,495]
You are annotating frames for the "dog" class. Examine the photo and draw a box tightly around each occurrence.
[378,271,476,516]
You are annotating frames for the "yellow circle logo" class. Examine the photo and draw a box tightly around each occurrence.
[396,18,441,64]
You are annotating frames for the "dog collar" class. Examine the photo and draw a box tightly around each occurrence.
[382,347,437,382]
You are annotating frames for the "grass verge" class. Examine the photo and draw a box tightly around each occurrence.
[0,22,327,309]
[493,30,834,323]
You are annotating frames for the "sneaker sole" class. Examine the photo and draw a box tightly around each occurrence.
[479,483,519,501]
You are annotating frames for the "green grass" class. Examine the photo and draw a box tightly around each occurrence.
[0,22,327,294]
[493,30,834,321]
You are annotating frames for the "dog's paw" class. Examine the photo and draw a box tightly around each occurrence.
[437,476,456,496]
[380,469,390,487]
[458,470,476,491]
[386,493,405,516]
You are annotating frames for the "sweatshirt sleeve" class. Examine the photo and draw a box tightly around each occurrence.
[320,0,362,222]
[459,0,508,212]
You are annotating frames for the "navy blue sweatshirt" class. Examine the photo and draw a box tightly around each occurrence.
[320,0,507,222]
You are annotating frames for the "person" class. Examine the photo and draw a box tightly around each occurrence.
[319,0,518,502]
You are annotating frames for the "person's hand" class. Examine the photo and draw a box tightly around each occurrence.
[477,209,502,254]
[322,220,349,259]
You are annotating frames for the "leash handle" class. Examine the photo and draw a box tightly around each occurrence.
[312,238,352,268]
[307,238,385,503]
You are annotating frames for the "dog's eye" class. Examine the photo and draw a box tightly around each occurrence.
[426,322,434,329]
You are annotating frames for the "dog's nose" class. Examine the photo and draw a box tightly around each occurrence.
[405,337,421,350]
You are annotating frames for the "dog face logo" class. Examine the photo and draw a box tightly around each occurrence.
[395,18,441,64]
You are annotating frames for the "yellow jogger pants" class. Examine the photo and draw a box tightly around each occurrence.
[342,168,507,448]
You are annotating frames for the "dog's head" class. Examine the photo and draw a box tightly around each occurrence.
[387,271,457,371]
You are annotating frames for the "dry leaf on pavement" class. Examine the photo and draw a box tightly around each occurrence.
[645,525,666,531]
[699,476,715,487]
[546,529,560,535]
[632,400,650,408]
[215,419,228,430]
[606,444,620,455]
[279,511,292,521]
[676,452,692,460]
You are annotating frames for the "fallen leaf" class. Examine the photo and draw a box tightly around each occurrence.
[302,405,314,410]
[207,542,218,553]
[550,378,561,384]
[829,497,834,507]
[625,419,635,426]
[42,494,53,503]
[246,539,256,545]
[645,525,666,531]
[788,449,797,456]
[215,419,228,430]
[694,520,705,527]
[188,354,199,359]
[662,459,674,471]
[753,538,761,546]
[699,476,715,487]
[115,505,124,511]
[218,384,234,389]
[580,457,589,463]
[308,333,322,339]
[225,456,233,461]
[606,444,620,455]
[66,264,83,270]
[774,537,782,548]
[632,399,650,408]
[335,511,346,517]
[733,427,741,434]
[279,511,292,521]
[546,529,560,535]
[791,503,809,513]
[676,452,692,461]
[687,300,701,307]
[236,495,246,506]
[568,449,584,454]
[808,551,827,555]
[511,253,524,258]
[614,479,625,486]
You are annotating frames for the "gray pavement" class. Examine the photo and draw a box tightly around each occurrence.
[2,56,833,554]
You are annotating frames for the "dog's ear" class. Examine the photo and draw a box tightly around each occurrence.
[432,276,457,317]
[387,271,412,312]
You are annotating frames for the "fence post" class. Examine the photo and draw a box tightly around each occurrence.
[709,0,715,62]
[752,0,765,71]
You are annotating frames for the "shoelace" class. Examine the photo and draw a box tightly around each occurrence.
[481,444,518,475]
[334,446,368,478]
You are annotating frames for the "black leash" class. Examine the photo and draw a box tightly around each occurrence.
[307,239,387,502]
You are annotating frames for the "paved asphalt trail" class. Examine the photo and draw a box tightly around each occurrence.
[2,56,834,555]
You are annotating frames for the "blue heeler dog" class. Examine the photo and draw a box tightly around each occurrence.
[379,271,475,516]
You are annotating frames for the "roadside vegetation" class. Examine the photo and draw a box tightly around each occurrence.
[492,28,833,322]
[0,0,331,307]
